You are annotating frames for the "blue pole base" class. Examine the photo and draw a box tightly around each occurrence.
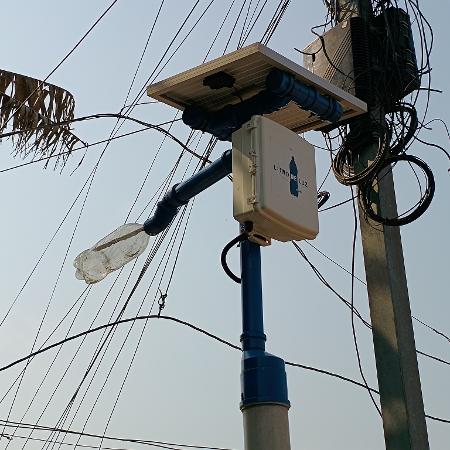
[240,350,290,410]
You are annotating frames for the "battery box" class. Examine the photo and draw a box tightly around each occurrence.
[232,116,319,245]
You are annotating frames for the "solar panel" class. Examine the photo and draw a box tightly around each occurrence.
[147,43,367,133]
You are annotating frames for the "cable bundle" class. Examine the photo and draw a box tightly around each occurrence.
[322,0,447,226]
[332,102,435,226]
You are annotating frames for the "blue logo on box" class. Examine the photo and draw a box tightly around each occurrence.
[273,155,308,198]
[289,156,298,197]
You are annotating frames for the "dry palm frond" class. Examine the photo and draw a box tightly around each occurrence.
[0,69,85,168]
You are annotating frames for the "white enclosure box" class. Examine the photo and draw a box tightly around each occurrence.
[233,116,319,244]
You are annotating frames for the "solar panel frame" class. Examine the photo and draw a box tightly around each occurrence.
[147,43,367,133]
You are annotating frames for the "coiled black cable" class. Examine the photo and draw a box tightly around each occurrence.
[359,153,435,226]
[332,125,391,186]
[332,101,436,226]
[387,102,419,155]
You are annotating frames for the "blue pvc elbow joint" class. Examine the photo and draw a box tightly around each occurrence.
[143,150,232,236]
[143,185,185,236]
[241,350,290,409]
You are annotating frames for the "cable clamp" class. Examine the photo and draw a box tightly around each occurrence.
[157,288,168,317]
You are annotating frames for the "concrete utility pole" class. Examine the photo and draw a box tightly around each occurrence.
[332,1,430,449]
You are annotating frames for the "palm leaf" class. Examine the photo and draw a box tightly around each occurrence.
[0,69,85,168]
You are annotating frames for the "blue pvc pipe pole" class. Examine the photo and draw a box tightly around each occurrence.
[240,239,266,352]
[144,150,231,235]
[240,239,289,409]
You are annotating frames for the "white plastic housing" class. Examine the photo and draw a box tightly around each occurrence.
[232,116,319,244]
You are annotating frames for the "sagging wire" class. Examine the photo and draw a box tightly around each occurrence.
[94,145,211,449]
[48,148,189,444]
[0,419,236,450]
[0,2,232,446]
[0,114,209,164]
[55,137,210,449]
[293,240,450,368]
[12,270,130,450]
[40,135,191,445]
[1,314,449,426]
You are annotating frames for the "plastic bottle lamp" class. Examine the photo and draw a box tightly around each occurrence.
[74,224,150,284]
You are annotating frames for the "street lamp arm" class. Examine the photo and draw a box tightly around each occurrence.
[143,150,232,236]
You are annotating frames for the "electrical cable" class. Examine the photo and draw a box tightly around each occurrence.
[95,205,195,450]
[120,0,166,113]
[123,112,183,223]
[412,315,450,344]
[0,118,180,174]
[0,433,182,450]
[16,145,185,446]
[303,238,450,347]
[40,223,175,447]
[50,231,174,447]
[0,125,152,174]
[0,174,92,329]
[240,0,268,45]
[78,201,195,447]
[0,286,90,406]
[332,125,391,186]
[203,0,237,62]
[0,419,237,450]
[2,288,92,445]
[387,102,419,155]
[350,188,382,416]
[223,0,248,54]
[292,241,372,329]
[221,232,249,283]
[1,4,224,446]
[15,267,131,449]
[148,0,219,87]
[237,0,253,48]
[294,238,450,368]
[260,0,291,45]
[0,114,209,164]
[304,241,367,286]
[0,157,113,440]
[1,134,199,436]
[3,0,121,129]
[359,153,435,226]
[1,313,449,426]
[0,315,241,374]
[48,262,144,450]
[321,0,442,227]
[54,142,204,447]
[416,350,450,367]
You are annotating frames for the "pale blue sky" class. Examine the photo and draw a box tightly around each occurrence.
[0,1,448,449]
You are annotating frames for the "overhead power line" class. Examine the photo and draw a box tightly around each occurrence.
[0,419,235,450]
[292,242,450,369]
[0,114,209,163]
[0,313,448,426]
[302,241,450,344]
[4,0,121,128]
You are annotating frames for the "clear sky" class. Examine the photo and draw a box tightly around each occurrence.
[0,1,448,450]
